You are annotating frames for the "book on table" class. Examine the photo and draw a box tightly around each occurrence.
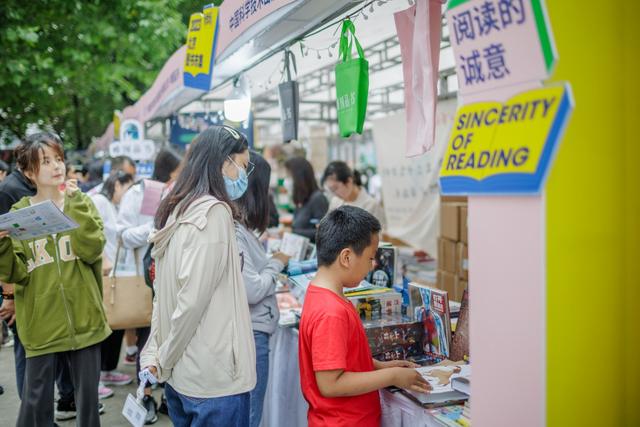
[280,232,310,261]
[451,375,470,395]
[450,289,470,361]
[408,282,452,364]
[366,244,401,288]
[401,363,471,408]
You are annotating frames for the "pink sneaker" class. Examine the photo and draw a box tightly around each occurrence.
[98,384,114,400]
[100,371,133,386]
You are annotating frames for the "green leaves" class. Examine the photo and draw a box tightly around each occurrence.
[0,0,198,148]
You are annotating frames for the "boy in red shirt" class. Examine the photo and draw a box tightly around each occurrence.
[299,206,430,426]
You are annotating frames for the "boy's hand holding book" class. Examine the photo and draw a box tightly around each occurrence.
[391,367,432,394]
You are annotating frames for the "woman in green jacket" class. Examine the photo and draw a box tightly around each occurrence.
[0,132,110,427]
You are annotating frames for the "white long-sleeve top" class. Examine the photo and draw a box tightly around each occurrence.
[116,183,153,276]
[90,193,118,264]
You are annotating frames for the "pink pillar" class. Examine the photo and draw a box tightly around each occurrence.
[468,196,546,426]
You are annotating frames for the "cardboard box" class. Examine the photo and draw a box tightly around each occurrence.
[440,203,461,241]
[460,205,468,244]
[437,270,466,302]
[437,238,457,274]
[456,242,468,281]
[441,196,468,203]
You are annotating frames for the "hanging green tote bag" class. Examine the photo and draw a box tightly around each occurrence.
[335,19,369,137]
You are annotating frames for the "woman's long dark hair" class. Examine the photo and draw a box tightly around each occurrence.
[100,171,134,201]
[235,151,271,233]
[155,126,248,229]
[284,157,319,207]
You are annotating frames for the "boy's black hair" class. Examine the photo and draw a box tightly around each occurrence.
[316,205,381,267]
[0,160,9,172]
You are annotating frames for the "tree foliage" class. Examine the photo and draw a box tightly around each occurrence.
[0,0,208,149]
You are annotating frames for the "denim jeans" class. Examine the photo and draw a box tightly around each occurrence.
[249,331,270,427]
[165,383,250,427]
[11,323,26,399]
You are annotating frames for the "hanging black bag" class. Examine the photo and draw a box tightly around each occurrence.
[278,49,300,143]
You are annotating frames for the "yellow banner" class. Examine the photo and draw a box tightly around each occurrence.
[184,7,218,79]
[439,85,572,193]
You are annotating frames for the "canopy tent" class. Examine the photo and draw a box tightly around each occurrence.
[180,0,458,132]
[94,45,204,150]
[93,0,363,146]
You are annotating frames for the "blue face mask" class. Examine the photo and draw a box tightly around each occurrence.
[224,157,249,200]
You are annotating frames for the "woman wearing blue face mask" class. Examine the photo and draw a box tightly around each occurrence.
[140,126,256,427]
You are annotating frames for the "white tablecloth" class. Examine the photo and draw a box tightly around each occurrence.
[261,327,308,427]
[261,327,445,427]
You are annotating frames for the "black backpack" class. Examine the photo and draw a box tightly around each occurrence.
[143,243,155,296]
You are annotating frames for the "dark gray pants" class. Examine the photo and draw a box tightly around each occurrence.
[17,343,101,427]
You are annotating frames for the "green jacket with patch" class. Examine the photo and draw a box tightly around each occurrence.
[0,191,111,357]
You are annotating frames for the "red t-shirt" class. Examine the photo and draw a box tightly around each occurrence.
[299,285,381,427]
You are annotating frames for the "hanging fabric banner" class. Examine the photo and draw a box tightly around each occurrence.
[335,19,369,138]
[278,49,300,143]
[395,0,445,158]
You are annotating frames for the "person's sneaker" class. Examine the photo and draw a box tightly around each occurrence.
[55,400,76,421]
[158,393,169,415]
[98,383,114,399]
[123,352,137,366]
[0,384,4,395]
[55,401,104,421]
[142,395,158,425]
[100,371,133,386]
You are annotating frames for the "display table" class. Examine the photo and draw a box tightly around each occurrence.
[261,327,455,427]
[380,389,450,427]
[262,327,308,427]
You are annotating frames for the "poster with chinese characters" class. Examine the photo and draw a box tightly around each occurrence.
[372,99,457,255]
[447,0,557,96]
[0,200,79,241]
[183,5,219,91]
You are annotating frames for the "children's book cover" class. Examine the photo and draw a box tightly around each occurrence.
[410,283,452,364]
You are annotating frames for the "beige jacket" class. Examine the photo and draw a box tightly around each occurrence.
[140,196,256,398]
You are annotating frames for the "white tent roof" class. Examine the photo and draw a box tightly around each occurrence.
[181,0,458,122]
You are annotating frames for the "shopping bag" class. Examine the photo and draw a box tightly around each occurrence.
[278,49,300,142]
[103,244,152,329]
[335,19,369,137]
[394,0,445,157]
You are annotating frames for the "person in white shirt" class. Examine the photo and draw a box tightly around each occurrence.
[322,161,387,231]
[116,149,181,424]
[90,171,135,398]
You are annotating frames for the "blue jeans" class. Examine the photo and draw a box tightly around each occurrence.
[11,323,26,399]
[165,383,250,427]
[249,331,270,427]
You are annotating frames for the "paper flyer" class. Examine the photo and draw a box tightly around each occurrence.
[140,179,165,217]
[0,200,79,240]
